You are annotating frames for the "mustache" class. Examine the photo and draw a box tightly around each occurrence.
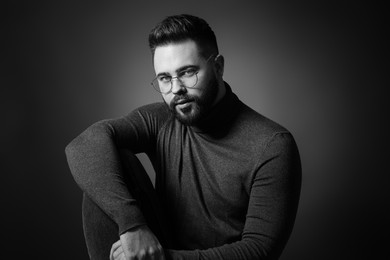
[169,94,197,112]
[172,95,195,105]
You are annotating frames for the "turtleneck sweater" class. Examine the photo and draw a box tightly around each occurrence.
[65,83,301,259]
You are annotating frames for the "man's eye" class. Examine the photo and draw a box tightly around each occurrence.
[158,76,171,83]
[182,70,196,77]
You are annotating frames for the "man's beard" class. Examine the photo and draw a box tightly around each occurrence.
[167,75,219,126]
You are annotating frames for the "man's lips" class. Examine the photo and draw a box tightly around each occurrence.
[173,98,194,112]
[174,98,193,105]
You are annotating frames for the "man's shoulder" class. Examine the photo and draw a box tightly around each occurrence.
[122,102,172,131]
[235,103,298,156]
[238,103,290,137]
[136,102,168,112]
[133,102,171,119]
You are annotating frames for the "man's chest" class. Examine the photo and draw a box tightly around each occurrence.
[156,128,258,214]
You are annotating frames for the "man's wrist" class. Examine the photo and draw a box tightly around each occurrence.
[120,223,148,236]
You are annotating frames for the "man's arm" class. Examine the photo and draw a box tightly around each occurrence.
[65,104,168,235]
[166,132,302,260]
[65,118,145,234]
[66,105,170,259]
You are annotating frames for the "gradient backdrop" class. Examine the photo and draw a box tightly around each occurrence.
[4,1,386,259]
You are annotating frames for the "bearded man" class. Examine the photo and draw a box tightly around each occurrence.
[65,14,301,260]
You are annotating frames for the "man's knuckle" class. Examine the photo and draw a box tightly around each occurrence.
[148,247,157,255]
[128,252,137,259]
[139,249,146,256]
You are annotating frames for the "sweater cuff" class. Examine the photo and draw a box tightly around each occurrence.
[165,249,199,260]
[116,204,147,235]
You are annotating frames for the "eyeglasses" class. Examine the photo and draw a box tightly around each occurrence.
[151,54,216,94]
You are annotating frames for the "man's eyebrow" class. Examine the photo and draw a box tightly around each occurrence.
[156,72,170,78]
[176,65,199,73]
[156,65,199,77]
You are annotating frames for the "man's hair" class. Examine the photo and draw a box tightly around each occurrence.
[148,14,219,59]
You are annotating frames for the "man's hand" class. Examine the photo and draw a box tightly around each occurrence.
[110,225,165,260]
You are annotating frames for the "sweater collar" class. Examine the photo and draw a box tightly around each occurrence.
[189,82,241,134]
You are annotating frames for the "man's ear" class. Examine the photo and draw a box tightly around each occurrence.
[214,54,224,77]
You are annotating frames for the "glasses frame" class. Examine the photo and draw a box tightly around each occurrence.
[151,53,217,94]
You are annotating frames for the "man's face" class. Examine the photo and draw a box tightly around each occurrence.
[153,40,219,125]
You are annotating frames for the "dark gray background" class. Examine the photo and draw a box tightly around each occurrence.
[4,1,386,259]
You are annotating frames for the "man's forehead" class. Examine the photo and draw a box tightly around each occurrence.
[153,40,202,73]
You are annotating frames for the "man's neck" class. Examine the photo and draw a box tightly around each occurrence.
[189,82,240,134]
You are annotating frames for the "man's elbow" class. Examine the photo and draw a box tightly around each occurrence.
[64,130,86,161]
[64,138,77,162]
[64,121,111,163]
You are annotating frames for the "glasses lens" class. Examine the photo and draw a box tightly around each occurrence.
[181,73,198,88]
[152,79,170,94]
[151,72,199,93]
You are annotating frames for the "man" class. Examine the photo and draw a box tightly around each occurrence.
[66,14,301,260]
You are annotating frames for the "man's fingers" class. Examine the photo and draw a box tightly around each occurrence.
[149,245,165,260]
[110,240,122,260]
[113,251,125,260]
[148,247,156,260]
[113,244,124,259]
[117,251,126,260]
[157,244,165,260]
[120,246,164,260]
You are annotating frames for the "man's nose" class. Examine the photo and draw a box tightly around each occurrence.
[171,78,186,94]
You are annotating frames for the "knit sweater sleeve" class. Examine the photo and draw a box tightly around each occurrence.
[166,132,302,260]
[65,103,169,235]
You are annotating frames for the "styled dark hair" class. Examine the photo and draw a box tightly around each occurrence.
[148,14,219,58]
